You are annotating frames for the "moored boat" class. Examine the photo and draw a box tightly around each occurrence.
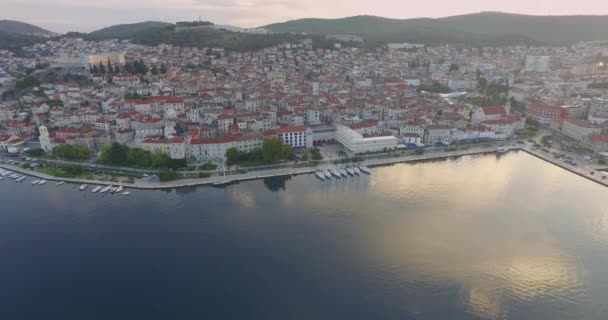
[323,170,332,179]
[354,167,361,175]
[116,186,124,193]
[100,185,113,193]
[346,167,355,176]
[56,181,65,185]
[91,186,102,193]
[359,166,371,174]
[339,168,348,177]
[121,191,131,196]
[38,179,47,185]
[315,171,325,180]
[32,179,41,185]
[15,176,26,182]
[79,184,88,191]
[331,169,342,178]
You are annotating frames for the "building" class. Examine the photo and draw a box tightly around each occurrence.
[336,125,399,154]
[265,126,313,149]
[472,106,507,124]
[560,118,602,141]
[425,125,452,144]
[526,102,566,125]
[39,126,52,152]
[525,55,550,72]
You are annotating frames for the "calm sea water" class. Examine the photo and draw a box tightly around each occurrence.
[1,151,608,320]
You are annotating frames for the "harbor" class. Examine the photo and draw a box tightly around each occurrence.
[1,144,608,190]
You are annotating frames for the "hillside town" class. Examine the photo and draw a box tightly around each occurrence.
[2,36,608,173]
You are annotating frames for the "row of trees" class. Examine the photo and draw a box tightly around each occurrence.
[51,144,91,161]
[99,143,185,169]
[89,59,119,74]
[225,137,293,165]
[89,59,168,76]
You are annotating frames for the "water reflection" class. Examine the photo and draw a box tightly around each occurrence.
[262,176,292,192]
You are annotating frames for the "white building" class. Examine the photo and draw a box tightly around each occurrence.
[336,125,399,154]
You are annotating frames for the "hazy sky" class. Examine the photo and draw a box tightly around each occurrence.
[3,0,608,33]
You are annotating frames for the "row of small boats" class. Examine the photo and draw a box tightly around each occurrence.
[0,169,27,182]
[79,184,130,195]
[0,169,131,195]
[315,166,371,181]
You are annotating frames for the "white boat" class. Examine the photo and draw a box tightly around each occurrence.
[116,186,124,193]
[331,169,342,178]
[32,179,41,185]
[497,147,508,153]
[79,184,88,191]
[15,176,26,182]
[346,167,355,176]
[213,180,233,187]
[359,166,371,174]
[315,171,326,180]
[56,181,65,185]
[323,170,332,179]
[10,174,18,179]
[0,171,11,177]
[354,167,361,175]
[339,168,348,177]
[121,191,131,196]
[38,180,47,185]
[100,185,113,193]
[109,187,118,193]
[91,186,102,193]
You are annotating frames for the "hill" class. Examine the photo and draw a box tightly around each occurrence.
[0,20,54,35]
[130,24,306,51]
[88,21,173,39]
[262,12,608,46]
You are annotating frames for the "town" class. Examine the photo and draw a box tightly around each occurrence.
[2,34,608,183]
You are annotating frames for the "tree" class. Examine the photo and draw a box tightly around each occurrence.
[310,148,322,160]
[98,61,106,74]
[151,153,170,168]
[92,64,98,74]
[151,65,158,75]
[51,145,91,160]
[100,142,128,165]
[160,63,168,74]
[225,147,242,165]
[262,137,292,162]
[107,59,114,74]
[125,62,134,74]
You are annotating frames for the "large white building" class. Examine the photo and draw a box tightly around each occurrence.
[336,125,399,154]
[271,126,313,149]
[525,55,550,72]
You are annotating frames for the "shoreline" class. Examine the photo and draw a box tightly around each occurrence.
[1,145,607,190]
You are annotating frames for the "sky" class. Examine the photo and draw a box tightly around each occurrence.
[2,0,608,33]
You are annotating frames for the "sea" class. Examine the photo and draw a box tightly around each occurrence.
[1,150,607,319]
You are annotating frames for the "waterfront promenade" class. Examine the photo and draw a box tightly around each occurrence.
[2,144,608,190]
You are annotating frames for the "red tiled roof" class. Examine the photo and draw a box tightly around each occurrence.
[591,134,608,142]
[481,106,507,116]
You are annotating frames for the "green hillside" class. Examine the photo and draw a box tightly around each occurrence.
[88,21,173,39]
[0,20,53,35]
[131,25,306,51]
[263,12,608,46]
[0,31,47,52]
